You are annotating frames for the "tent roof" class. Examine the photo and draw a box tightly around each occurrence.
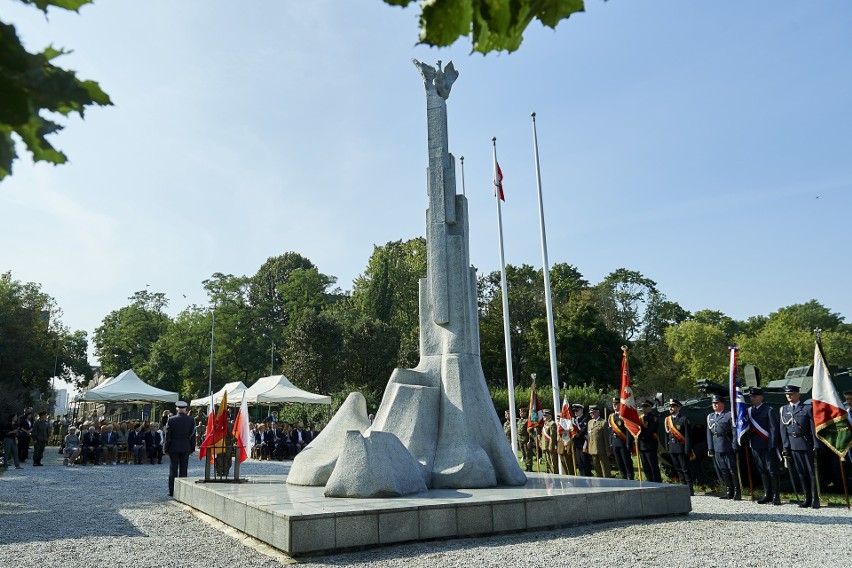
[189,381,248,407]
[243,375,331,405]
[78,369,179,403]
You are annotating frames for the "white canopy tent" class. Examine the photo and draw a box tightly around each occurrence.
[189,381,248,407]
[78,369,179,403]
[243,375,331,405]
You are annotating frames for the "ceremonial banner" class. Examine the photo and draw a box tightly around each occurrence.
[199,391,229,459]
[198,398,216,460]
[557,394,574,442]
[728,347,750,445]
[527,382,543,433]
[618,347,642,437]
[813,340,852,458]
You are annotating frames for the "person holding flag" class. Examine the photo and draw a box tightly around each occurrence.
[665,399,693,495]
[557,393,575,475]
[638,400,662,482]
[615,346,642,479]
[164,401,196,498]
[571,403,591,476]
[706,395,740,500]
[609,398,635,480]
[747,387,781,505]
[527,379,544,471]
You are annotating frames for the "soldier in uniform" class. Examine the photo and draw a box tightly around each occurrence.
[665,399,693,495]
[747,387,781,505]
[706,395,741,500]
[557,419,575,475]
[164,400,196,497]
[638,400,661,482]
[780,385,821,509]
[541,409,558,473]
[517,406,533,472]
[609,398,635,480]
[571,404,592,476]
[503,410,512,445]
[587,405,612,478]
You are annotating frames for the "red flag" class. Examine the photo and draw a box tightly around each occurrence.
[618,347,642,438]
[199,391,229,459]
[198,398,215,460]
[494,162,505,201]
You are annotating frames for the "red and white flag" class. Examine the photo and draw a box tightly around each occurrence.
[812,340,852,458]
[619,347,642,438]
[493,161,505,201]
[232,394,252,463]
[557,394,575,442]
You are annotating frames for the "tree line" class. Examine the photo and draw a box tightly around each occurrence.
[4,239,852,416]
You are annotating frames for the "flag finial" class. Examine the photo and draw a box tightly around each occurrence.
[814,327,823,342]
[621,345,629,355]
[531,111,536,119]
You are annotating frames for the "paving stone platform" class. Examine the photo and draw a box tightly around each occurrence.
[175,471,691,556]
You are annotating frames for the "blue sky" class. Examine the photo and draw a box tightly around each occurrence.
[2,0,851,366]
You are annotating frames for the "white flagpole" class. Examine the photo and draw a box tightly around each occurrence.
[493,137,518,455]
[208,309,215,400]
[531,113,563,474]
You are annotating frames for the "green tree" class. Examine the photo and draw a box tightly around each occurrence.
[350,238,426,367]
[280,311,344,396]
[664,320,730,388]
[0,272,91,417]
[0,0,111,180]
[384,0,586,54]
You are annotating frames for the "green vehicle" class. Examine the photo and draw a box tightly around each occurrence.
[655,364,851,492]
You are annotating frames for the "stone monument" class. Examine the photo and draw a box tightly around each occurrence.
[287,60,526,497]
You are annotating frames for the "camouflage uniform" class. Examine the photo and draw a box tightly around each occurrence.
[541,414,558,473]
[517,416,533,472]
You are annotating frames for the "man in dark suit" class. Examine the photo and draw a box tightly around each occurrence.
[81,426,101,465]
[164,401,196,497]
[144,424,163,464]
[290,422,312,454]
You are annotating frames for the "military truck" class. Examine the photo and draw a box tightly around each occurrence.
[655,364,851,492]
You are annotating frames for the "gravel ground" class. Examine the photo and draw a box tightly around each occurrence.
[1,449,850,567]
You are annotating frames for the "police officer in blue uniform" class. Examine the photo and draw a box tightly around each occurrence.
[747,387,781,505]
[609,398,635,480]
[780,385,821,509]
[665,399,693,495]
[706,395,740,500]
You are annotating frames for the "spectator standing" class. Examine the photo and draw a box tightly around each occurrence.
[58,415,69,453]
[3,414,22,469]
[31,410,50,467]
[164,401,195,497]
[17,411,33,463]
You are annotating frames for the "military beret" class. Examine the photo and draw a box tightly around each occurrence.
[175,401,188,409]
[749,387,763,396]
[783,385,800,394]
[667,399,682,407]
[710,395,724,403]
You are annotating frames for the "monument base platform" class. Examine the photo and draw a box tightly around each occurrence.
[175,472,691,557]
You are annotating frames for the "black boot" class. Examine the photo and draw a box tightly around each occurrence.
[718,473,732,499]
[757,474,772,504]
[771,476,781,506]
[811,478,820,509]
[799,476,812,508]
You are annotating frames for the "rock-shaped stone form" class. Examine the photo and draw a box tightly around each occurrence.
[287,60,526,493]
[286,392,371,486]
[324,431,427,498]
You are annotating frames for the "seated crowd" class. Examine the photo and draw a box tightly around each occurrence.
[249,418,320,461]
[46,411,320,466]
